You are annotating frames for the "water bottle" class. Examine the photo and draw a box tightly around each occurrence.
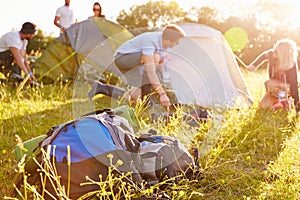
[277,90,286,101]
[273,90,286,110]
[162,67,171,90]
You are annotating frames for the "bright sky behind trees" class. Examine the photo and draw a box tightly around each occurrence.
[1,0,299,37]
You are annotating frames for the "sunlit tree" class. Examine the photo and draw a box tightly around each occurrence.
[194,6,220,30]
[27,29,55,54]
[117,0,186,31]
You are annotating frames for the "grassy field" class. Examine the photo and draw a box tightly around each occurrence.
[1,69,299,199]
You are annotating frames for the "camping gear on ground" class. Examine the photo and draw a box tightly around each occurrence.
[14,106,196,199]
[150,107,213,126]
[39,109,142,199]
[272,90,293,110]
[137,133,196,187]
[14,106,142,199]
[14,106,140,172]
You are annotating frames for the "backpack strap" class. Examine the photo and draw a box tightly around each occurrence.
[90,112,142,170]
[40,120,76,149]
[97,114,127,150]
[86,112,139,152]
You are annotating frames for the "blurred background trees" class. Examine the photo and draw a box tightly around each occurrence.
[30,0,300,69]
[116,0,300,67]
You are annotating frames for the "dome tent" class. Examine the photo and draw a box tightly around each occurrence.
[35,20,252,110]
[165,22,253,110]
[35,18,133,83]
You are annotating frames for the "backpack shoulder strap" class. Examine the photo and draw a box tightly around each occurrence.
[84,112,129,150]
[94,112,140,153]
[97,114,127,150]
[39,120,75,149]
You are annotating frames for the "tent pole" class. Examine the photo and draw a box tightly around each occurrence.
[37,51,77,81]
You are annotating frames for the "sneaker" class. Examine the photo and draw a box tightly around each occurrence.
[88,81,103,100]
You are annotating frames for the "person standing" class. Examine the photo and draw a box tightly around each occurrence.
[54,0,75,33]
[88,2,105,19]
[88,24,185,107]
[246,38,299,113]
[0,22,37,84]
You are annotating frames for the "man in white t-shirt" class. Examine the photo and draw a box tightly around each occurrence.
[0,22,37,84]
[88,25,185,107]
[54,0,75,33]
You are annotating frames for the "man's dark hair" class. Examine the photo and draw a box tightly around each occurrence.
[21,22,36,34]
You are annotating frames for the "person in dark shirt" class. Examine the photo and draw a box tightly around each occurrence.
[246,38,299,113]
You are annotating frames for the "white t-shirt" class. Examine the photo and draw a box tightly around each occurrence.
[114,31,166,57]
[0,31,27,53]
[114,31,168,77]
[55,5,74,29]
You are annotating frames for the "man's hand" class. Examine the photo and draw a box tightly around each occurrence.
[29,74,37,82]
[26,74,38,85]
[159,93,171,107]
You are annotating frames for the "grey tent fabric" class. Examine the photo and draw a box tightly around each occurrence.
[35,18,134,82]
[36,20,252,110]
[165,23,253,109]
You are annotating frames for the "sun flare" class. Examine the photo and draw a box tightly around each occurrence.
[171,0,300,31]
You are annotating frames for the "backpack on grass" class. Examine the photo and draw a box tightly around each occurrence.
[14,106,143,199]
[138,132,196,187]
[14,106,140,173]
[14,106,197,199]
[42,110,143,199]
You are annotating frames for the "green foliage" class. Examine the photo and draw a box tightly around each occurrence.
[27,29,55,54]
[117,0,187,30]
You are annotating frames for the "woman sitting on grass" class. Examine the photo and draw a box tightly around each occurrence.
[246,38,299,113]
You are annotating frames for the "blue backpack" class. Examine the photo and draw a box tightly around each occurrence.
[37,108,142,199]
[14,106,196,199]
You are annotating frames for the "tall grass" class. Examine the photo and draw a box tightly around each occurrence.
[1,69,300,199]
